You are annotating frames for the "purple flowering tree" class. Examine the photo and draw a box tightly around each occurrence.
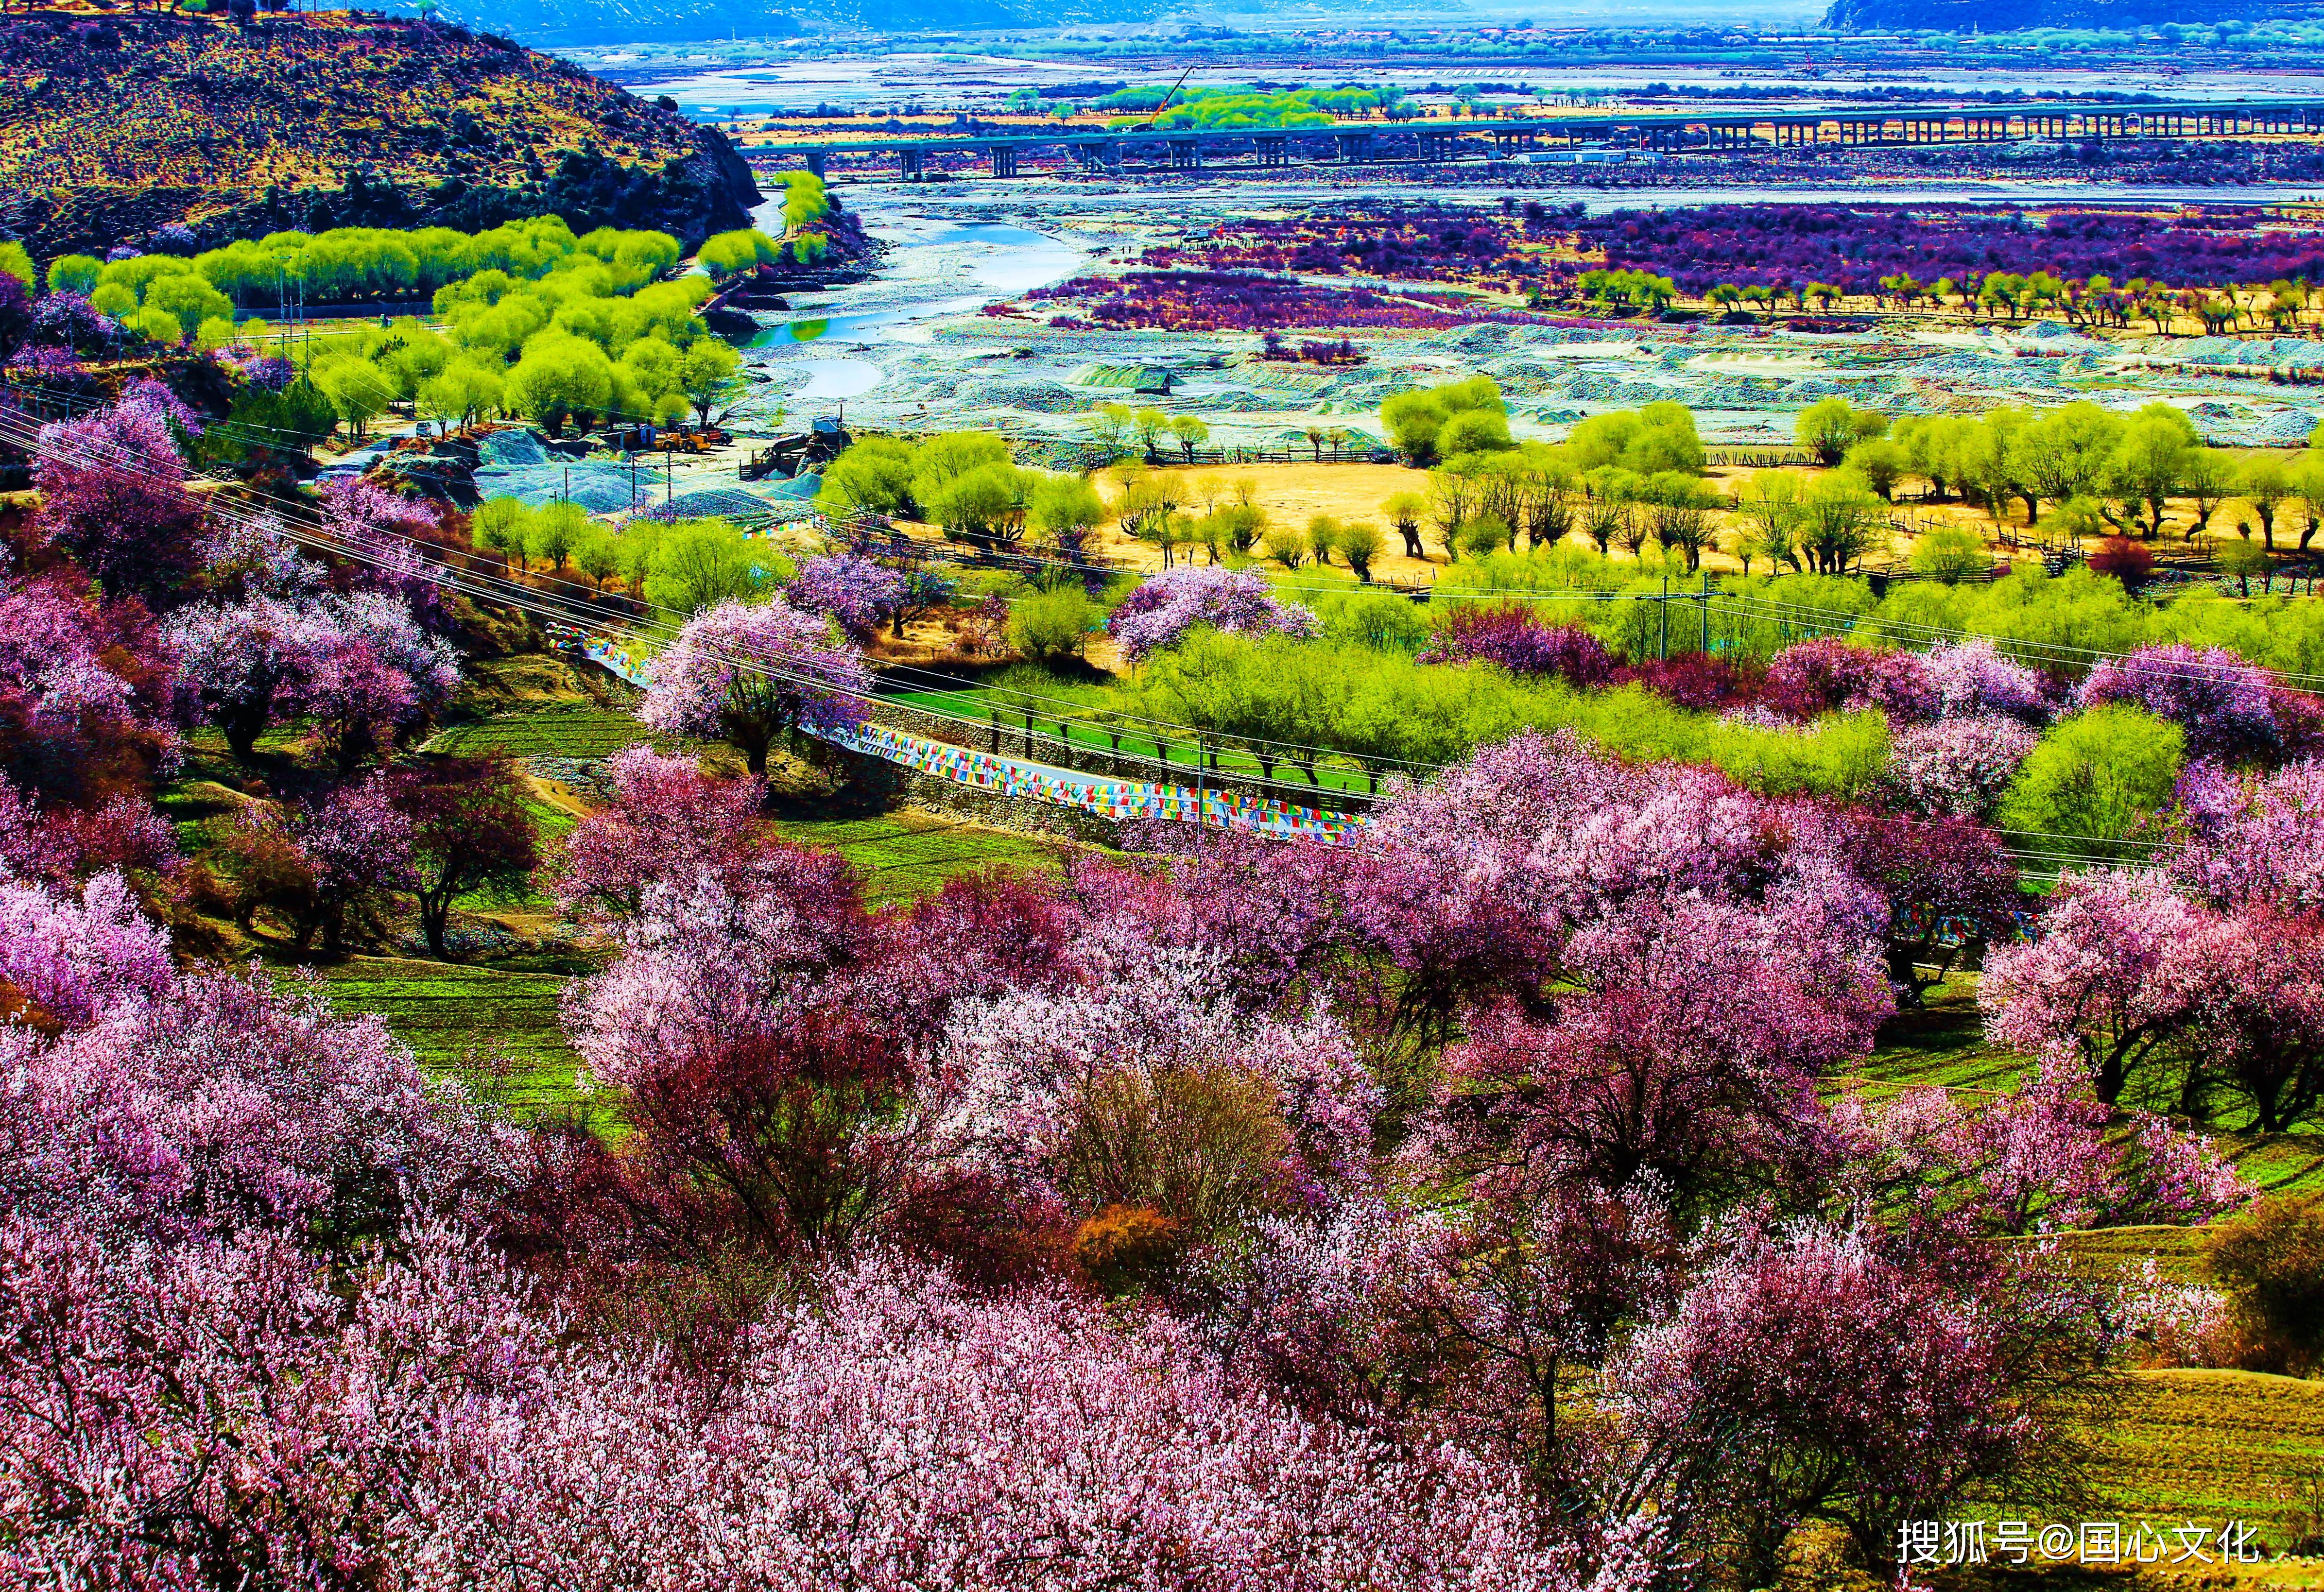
[33,390,206,600]
[2171,759,2324,915]
[638,599,872,775]
[1885,715,2039,819]
[318,477,452,626]
[1418,605,1616,685]
[306,592,460,770]
[1922,639,2051,724]
[1605,1215,2116,1584]
[1762,637,1937,723]
[2078,644,2279,761]
[163,595,325,759]
[0,869,175,1028]
[788,553,908,645]
[1107,566,1319,663]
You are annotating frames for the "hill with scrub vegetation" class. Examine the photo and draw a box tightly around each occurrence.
[0,9,758,258]
[1826,0,2323,29]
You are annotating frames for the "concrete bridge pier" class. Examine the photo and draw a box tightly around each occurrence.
[899,146,924,180]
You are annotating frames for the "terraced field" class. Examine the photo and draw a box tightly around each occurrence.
[773,810,1072,903]
[2086,1371,2324,1545]
[312,955,585,1111]
[424,701,690,763]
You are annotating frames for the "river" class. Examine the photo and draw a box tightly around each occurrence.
[735,205,1089,423]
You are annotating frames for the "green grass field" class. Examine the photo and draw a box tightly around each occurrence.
[309,955,585,1110]
[772,810,1072,904]
[423,701,682,761]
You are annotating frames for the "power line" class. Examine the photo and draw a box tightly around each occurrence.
[0,412,2185,868]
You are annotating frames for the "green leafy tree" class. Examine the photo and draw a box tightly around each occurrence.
[416,359,505,436]
[311,357,393,437]
[1845,438,1910,501]
[1998,705,2185,853]
[925,462,1033,544]
[525,500,588,571]
[1168,414,1210,462]
[46,253,101,296]
[505,335,616,436]
[643,522,782,616]
[573,527,624,594]
[679,339,744,428]
[1338,520,1383,582]
[1796,398,1888,468]
[1030,474,1106,547]
[820,437,920,518]
[2099,414,2194,539]
[471,497,534,573]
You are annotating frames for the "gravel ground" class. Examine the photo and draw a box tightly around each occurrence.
[720,185,2324,451]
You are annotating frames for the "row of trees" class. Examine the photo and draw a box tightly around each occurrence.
[35,214,755,444]
[1815,396,2324,545]
[47,215,677,311]
[1573,203,2324,323]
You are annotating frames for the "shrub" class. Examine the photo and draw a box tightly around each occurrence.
[1908,526,1990,583]
[1009,585,1097,663]
[2206,1196,2324,1375]
[1567,403,1704,476]
[1379,376,1505,466]
[2087,536,2155,590]
[1419,605,1616,685]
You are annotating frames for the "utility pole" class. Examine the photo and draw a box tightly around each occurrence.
[1192,731,1206,879]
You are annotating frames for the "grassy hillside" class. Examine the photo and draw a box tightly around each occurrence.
[0,9,759,256]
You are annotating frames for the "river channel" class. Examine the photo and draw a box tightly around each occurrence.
[735,206,1088,424]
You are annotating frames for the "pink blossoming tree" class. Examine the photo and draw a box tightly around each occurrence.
[638,598,872,775]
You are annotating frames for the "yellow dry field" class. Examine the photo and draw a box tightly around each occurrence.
[881,455,2276,588]
[2078,1369,2324,1560]
[1067,459,2016,582]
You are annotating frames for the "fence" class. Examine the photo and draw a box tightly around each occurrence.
[1137,445,1399,468]
[1704,445,1815,468]
[574,637,1370,844]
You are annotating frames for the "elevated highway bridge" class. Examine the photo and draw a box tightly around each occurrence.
[760,100,2324,181]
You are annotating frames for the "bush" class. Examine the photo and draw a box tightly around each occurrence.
[2087,536,2155,590]
[2207,1196,2324,1375]
[1010,585,1097,663]
[1908,526,1989,584]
